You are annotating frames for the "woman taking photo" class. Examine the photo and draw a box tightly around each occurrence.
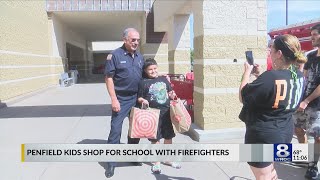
[239,34,307,180]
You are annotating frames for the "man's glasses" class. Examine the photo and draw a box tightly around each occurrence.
[130,38,140,43]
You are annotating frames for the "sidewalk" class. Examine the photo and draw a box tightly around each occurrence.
[0,78,311,180]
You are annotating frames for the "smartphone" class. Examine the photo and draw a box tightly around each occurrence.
[245,51,254,65]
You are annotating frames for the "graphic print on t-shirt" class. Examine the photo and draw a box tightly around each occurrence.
[306,60,320,97]
[272,77,304,109]
[149,82,168,104]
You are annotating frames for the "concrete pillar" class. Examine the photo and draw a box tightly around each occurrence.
[47,13,61,83]
[141,11,169,74]
[141,43,169,74]
[168,14,191,74]
[192,0,267,130]
[86,41,94,76]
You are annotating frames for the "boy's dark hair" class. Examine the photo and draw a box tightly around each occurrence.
[142,58,157,78]
[143,58,157,70]
[311,24,320,34]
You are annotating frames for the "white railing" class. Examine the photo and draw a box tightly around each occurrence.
[46,0,153,11]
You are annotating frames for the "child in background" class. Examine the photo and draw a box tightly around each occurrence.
[137,58,181,174]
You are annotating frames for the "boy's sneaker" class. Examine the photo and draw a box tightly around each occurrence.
[151,164,161,174]
[305,166,318,180]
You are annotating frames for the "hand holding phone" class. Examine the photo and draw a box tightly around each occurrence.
[245,51,254,65]
[252,64,262,77]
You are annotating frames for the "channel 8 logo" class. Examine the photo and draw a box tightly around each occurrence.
[274,144,292,162]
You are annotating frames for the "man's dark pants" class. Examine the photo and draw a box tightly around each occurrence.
[107,94,140,166]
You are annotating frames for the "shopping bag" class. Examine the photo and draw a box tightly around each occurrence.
[170,98,192,133]
[128,106,160,139]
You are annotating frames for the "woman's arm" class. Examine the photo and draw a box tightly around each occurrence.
[239,62,257,103]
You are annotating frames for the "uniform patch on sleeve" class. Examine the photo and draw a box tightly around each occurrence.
[106,54,113,60]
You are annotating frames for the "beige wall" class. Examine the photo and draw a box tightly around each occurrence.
[50,14,87,58]
[192,0,267,130]
[0,1,64,101]
[141,43,169,74]
[50,12,90,75]
[0,1,50,54]
[167,14,192,74]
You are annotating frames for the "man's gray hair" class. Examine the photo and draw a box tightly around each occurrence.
[123,28,138,38]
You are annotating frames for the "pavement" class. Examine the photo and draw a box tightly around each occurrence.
[0,75,316,180]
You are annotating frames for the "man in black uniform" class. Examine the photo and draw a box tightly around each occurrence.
[104,28,144,178]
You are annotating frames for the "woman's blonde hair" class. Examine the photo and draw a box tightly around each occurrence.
[273,34,307,64]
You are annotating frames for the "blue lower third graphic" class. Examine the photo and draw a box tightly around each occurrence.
[274,144,292,162]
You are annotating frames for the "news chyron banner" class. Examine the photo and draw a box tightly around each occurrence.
[21,144,312,162]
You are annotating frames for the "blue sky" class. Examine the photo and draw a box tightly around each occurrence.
[267,0,320,31]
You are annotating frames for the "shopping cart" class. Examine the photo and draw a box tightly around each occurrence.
[166,73,194,121]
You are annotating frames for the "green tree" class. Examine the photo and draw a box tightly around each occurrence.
[190,49,194,71]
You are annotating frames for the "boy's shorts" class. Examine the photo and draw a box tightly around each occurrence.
[293,107,320,138]
[148,108,175,142]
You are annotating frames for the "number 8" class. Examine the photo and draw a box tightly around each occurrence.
[276,144,290,158]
